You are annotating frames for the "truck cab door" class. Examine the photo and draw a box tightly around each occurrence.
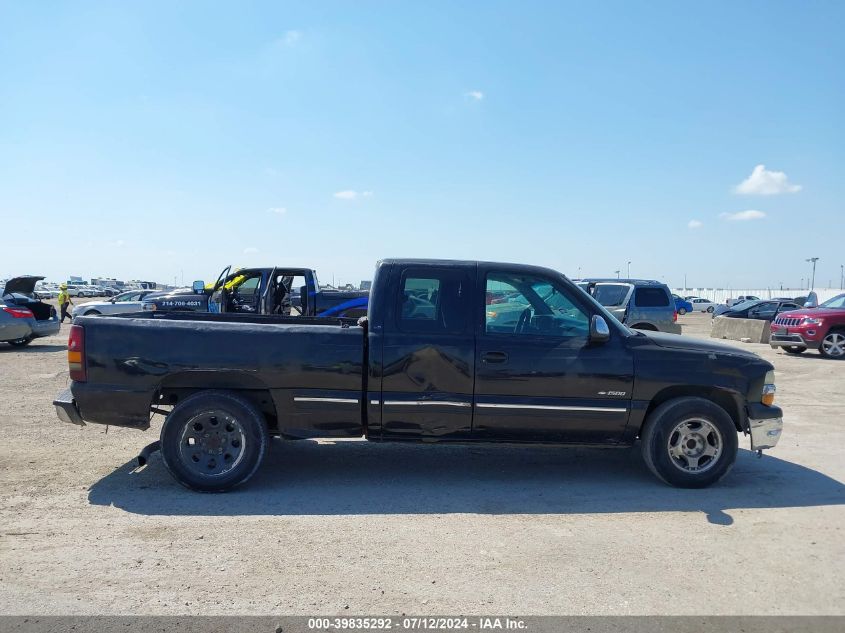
[474,267,633,443]
[208,265,231,313]
[378,264,476,441]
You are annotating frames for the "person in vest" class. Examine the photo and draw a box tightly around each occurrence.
[58,284,74,323]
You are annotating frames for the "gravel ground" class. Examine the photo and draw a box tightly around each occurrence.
[0,310,843,615]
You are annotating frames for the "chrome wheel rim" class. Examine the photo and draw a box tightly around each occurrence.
[178,409,246,477]
[821,333,845,357]
[667,418,722,473]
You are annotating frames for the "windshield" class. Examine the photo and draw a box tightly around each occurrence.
[819,293,845,309]
[592,284,631,307]
[729,300,759,311]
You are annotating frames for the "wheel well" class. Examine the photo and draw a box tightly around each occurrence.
[154,372,278,431]
[631,323,658,331]
[643,386,744,433]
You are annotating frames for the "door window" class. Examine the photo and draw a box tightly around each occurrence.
[485,273,589,338]
[397,269,469,333]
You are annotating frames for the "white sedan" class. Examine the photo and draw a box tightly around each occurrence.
[71,290,156,318]
[686,297,717,313]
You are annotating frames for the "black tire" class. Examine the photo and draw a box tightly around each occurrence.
[8,336,33,347]
[160,390,269,492]
[818,329,845,360]
[83,309,101,316]
[641,397,738,488]
[678,308,687,315]
[783,346,805,355]
[707,306,714,313]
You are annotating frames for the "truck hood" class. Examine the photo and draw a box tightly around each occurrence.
[775,307,845,320]
[3,275,45,296]
[636,330,761,359]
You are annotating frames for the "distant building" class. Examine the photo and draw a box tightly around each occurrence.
[360,280,372,291]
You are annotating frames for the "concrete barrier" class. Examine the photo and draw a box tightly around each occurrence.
[710,316,771,344]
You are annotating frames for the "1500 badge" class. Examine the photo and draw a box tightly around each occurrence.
[598,390,627,397]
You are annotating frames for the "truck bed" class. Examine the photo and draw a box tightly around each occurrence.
[72,313,366,436]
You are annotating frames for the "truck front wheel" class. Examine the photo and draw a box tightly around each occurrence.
[160,390,269,492]
[640,397,738,488]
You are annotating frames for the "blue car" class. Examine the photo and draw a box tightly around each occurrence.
[672,294,693,315]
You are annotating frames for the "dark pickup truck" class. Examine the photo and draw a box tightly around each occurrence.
[54,258,784,491]
[142,265,368,318]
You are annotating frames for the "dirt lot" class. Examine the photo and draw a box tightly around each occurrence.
[0,310,843,615]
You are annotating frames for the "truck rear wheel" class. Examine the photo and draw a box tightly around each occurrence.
[160,390,269,492]
[640,397,738,488]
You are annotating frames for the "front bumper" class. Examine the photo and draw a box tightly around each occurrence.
[770,331,821,350]
[746,403,783,450]
[53,387,85,426]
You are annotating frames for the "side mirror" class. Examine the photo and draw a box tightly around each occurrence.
[192,280,205,294]
[590,315,610,344]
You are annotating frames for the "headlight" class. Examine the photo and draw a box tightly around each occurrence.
[802,317,823,325]
[762,370,776,406]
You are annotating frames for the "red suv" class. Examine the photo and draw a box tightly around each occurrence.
[770,293,845,359]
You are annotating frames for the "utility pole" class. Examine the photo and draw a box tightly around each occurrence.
[627,261,631,278]
[806,257,819,291]
[614,269,620,279]
[683,273,687,290]
[841,264,844,290]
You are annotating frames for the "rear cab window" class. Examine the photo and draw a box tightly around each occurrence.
[397,268,470,334]
[634,287,671,307]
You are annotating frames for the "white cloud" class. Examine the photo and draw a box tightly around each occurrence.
[280,30,301,47]
[720,210,767,221]
[267,207,286,215]
[465,90,484,101]
[687,220,703,229]
[734,164,801,195]
[114,239,125,247]
[243,247,259,254]
[334,190,373,200]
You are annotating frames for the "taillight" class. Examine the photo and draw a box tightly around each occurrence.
[673,310,678,322]
[3,306,34,319]
[68,325,87,382]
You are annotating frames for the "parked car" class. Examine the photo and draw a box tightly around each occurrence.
[672,294,693,315]
[685,297,717,313]
[54,258,783,491]
[1,276,61,346]
[71,290,157,318]
[102,287,121,297]
[770,293,845,359]
[715,299,803,322]
[576,279,680,334]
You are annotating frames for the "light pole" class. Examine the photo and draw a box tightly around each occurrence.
[806,257,819,291]
[841,264,844,290]
[627,261,631,278]
[577,266,582,279]
[614,269,620,279]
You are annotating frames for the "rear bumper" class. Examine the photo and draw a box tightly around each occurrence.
[769,332,821,350]
[746,403,783,450]
[53,387,85,426]
[32,316,60,338]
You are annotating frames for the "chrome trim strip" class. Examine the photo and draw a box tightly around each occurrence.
[294,397,359,404]
[476,403,627,413]
[370,400,379,405]
[383,400,471,408]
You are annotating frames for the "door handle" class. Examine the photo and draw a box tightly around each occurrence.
[482,351,508,363]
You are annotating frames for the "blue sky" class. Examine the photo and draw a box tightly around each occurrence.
[1,1,843,290]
